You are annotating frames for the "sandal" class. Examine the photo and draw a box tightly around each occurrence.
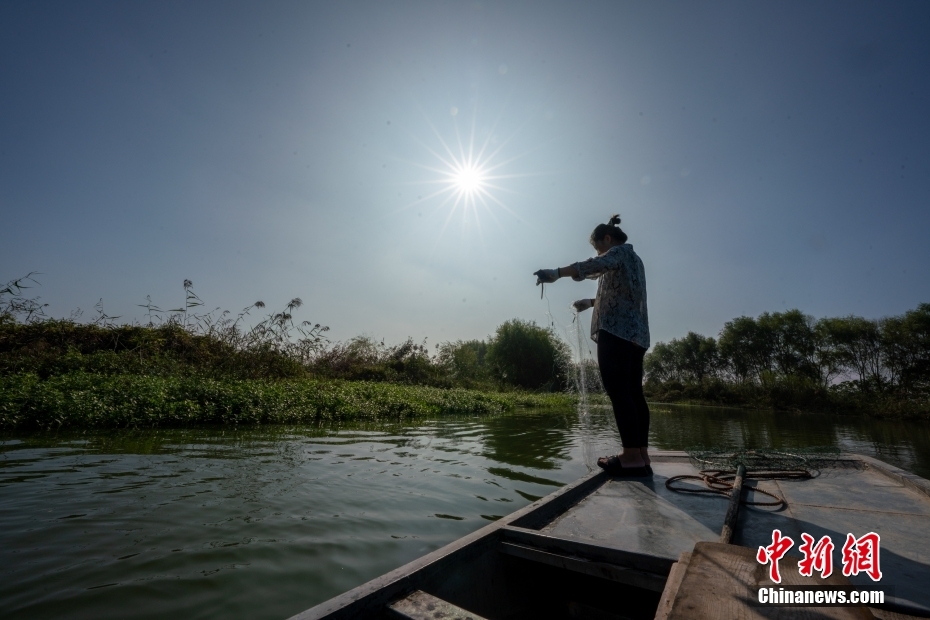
[597,455,651,477]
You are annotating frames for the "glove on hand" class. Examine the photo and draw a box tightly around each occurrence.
[533,269,560,285]
[573,298,594,312]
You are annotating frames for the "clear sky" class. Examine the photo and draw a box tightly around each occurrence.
[2,1,928,351]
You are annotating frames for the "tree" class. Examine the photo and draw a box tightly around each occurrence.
[485,319,571,390]
[882,303,930,395]
[678,332,720,382]
[818,316,883,391]
[644,341,680,384]
[901,303,930,391]
[718,316,774,384]
[436,339,489,386]
[645,332,719,384]
[758,310,820,382]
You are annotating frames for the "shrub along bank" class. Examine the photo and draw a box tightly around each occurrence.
[0,276,576,429]
[0,372,572,430]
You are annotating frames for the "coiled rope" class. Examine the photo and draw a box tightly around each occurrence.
[665,468,812,510]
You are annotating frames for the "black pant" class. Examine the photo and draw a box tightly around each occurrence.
[596,330,650,448]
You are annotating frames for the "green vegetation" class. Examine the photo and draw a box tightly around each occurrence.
[644,306,930,418]
[484,319,572,390]
[0,275,574,429]
[0,373,571,429]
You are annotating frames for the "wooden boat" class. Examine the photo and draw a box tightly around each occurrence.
[287,451,930,620]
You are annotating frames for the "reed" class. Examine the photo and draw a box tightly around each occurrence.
[0,275,576,429]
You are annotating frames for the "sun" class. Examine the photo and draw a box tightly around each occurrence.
[451,163,486,195]
[392,104,539,244]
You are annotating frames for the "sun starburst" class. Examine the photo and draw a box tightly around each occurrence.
[394,104,538,243]
[451,163,486,195]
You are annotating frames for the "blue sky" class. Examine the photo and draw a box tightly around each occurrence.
[2,1,928,351]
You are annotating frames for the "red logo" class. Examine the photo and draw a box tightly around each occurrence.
[757,529,795,583]
[757,530,882,582]
[798,533,834,578]
[841,532,882,582]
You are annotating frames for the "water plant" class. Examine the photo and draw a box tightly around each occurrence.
[1,274,577,428]
[0,373,572,429]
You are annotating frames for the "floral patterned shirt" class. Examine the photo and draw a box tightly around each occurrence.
[572,243,650,349]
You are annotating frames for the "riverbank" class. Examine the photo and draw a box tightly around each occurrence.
[0,372,573,430]
[643,379,930,419]
[641,305,930,420]
[0,294,577,429]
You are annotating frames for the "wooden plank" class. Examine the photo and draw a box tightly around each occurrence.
[869,601,930,619]
[510,470,609,530]
[646,451,692,462]
[286,532,493,620]
[719,463,745,544]
[499,541,667,592]
[290,452,930,620]
[386,590,486,620]
[654,552,691,620]
[287,470,606,620]
[854,454,930,501]
[500,525,674,576]
[666,542,874,620]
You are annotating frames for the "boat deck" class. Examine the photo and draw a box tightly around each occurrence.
[527,454,930,614]
[291,452,930,620]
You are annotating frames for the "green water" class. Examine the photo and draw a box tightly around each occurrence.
[1,404,928,619]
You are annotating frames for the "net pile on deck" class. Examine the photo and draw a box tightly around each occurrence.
[666,446,841,509]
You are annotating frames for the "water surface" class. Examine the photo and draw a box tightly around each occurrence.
[1,404,928,619]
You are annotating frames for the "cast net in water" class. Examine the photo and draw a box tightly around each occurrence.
[539,282,603,472]
[568,310,599,471]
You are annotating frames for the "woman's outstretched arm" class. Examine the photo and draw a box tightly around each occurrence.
[533,264,580,284]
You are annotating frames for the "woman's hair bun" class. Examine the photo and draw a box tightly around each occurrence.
[590,213,628,245]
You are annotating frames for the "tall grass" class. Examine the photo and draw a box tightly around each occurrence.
[0,276,576,428]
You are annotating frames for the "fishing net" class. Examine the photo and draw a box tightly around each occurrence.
[665,446,842,509]
[685,445,841,473]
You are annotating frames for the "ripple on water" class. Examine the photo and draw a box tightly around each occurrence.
[1,406,929,619]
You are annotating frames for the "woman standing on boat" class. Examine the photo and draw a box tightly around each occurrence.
[533,215,651,476]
